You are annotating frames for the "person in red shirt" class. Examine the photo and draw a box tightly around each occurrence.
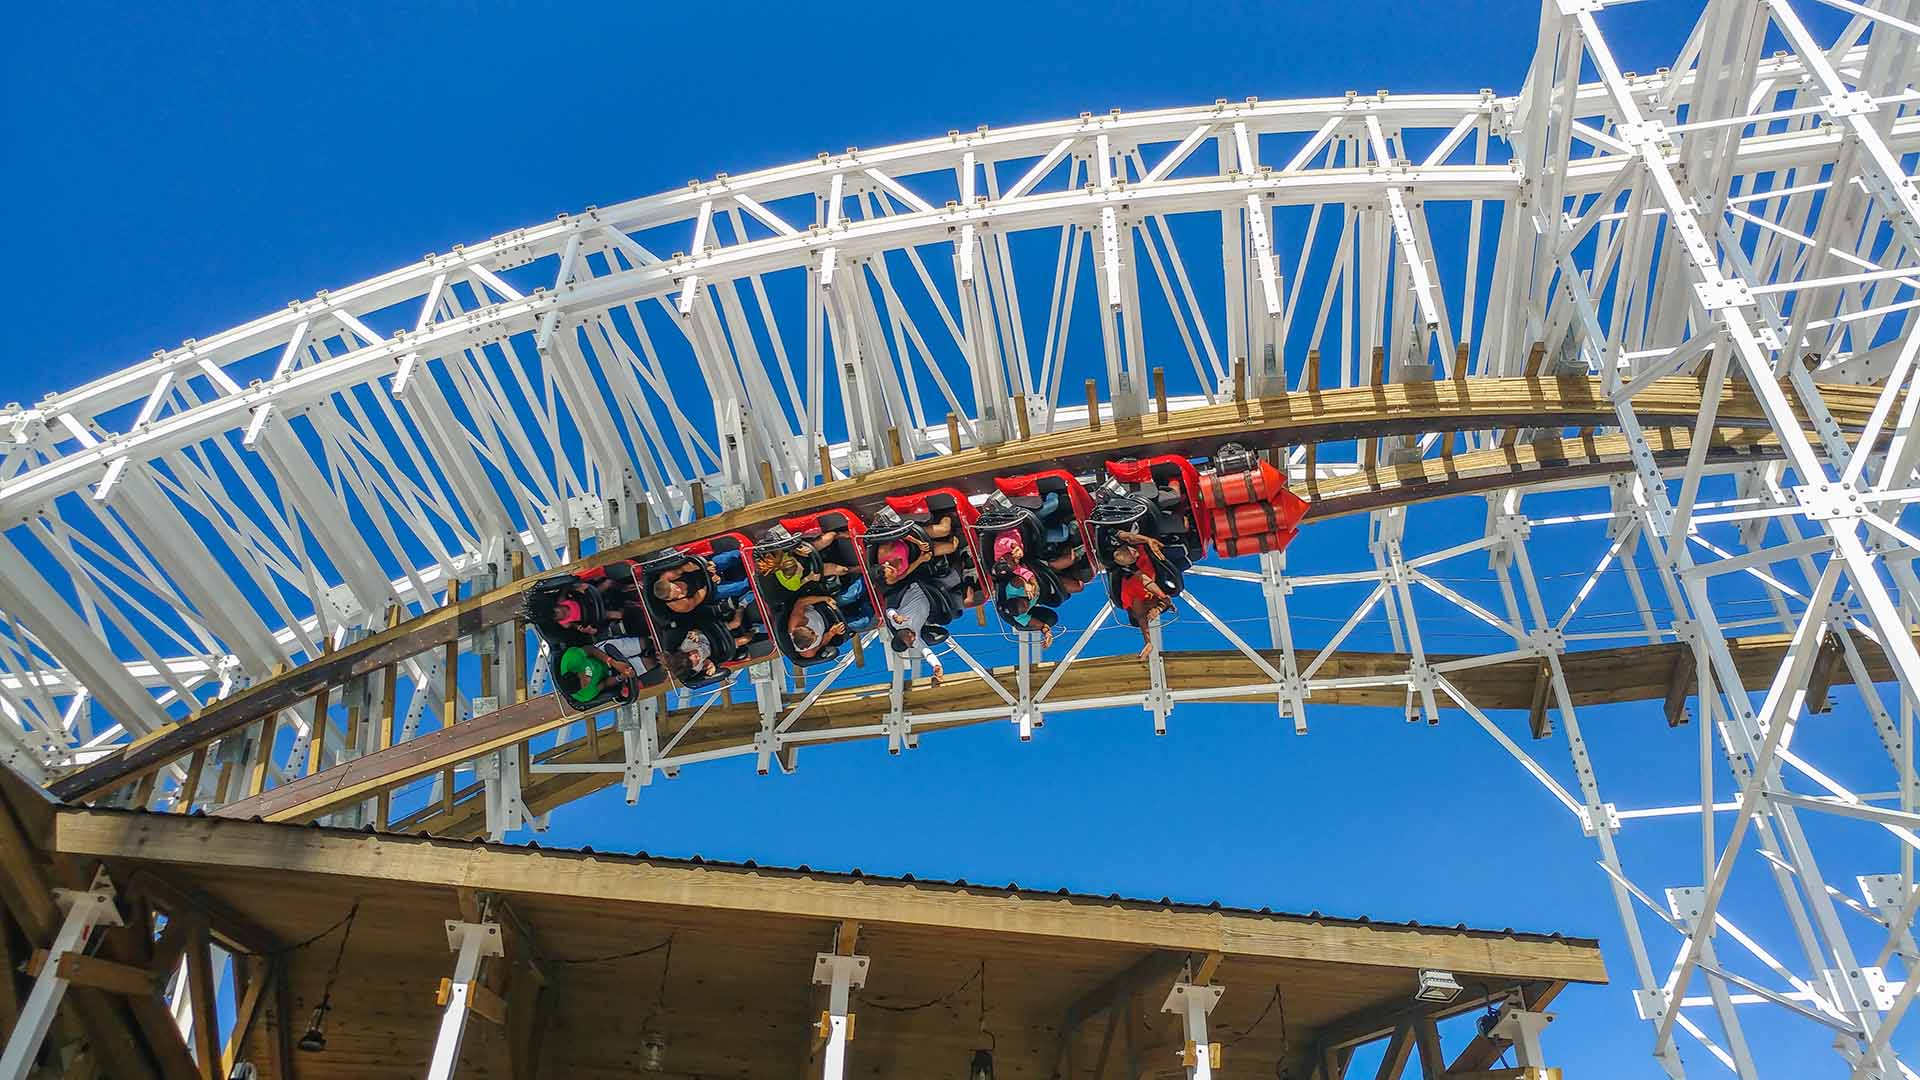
[1116,543,1174,659]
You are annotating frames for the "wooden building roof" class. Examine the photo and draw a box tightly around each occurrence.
[25,797,1604,1079]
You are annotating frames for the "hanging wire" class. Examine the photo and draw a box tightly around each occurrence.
[638,934,676,1032]
[287,899,359,1042]
[859,959,985,1013]
[550,933,675,967]
[1204,984,1294,1078]
[978,958,996,1050]
[1222,984,1290,1050]
[318,902,359,992]
[266,901,360,957]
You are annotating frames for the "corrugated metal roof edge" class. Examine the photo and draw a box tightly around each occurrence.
[72,804,1602,953]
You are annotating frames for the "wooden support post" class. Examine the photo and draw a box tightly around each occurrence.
[1806,631,1844,713]
[1015,395,1033,440]
[1371,346,1387,387]
[443,639,460,729]
[209,761,233,808]
[245,719,274,797]
[565,526,582,564]
[441,637,460,815]
[1233,357,1247,403]
[22,950,157,997]
[946,412,962,454]
[1527,659,1554,740]
[1303,348,1321,492]
[1123,995,1142,1080]
[886,426,905,467]
[304,683,331,777]
[131,771,159,812]
[689,481,705,520]
[1664,646,1696,728]
[175,748,207,814]
[378,662,398,751]
[1194,951,1224,985]
[1091,1005,1121,1078]
[759,459,778,501]
[221,956,275,1079]
[1085,379,1101,430]
[1454,339,1470,384]
[818,443,835,484]
[345,682,363,752]
[1153,366,1168,422]
[511,551,528,706]
[1374,1023,1416,1080]
[1413,1016,1446,1080]
[185,923,221,1079]
[147,912,192,984]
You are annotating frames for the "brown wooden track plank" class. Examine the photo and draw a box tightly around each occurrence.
[54,375,1876,803]
[215,421,1812,829]
[223,614,1913,834]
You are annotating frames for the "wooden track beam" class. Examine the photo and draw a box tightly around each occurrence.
[211,423,1889,833]
[49,375,1884,804]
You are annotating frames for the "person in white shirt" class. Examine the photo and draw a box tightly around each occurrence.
[884,582,945,685]
[787,594,845,658]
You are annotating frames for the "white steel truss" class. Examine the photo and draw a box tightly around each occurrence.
[2,1,1918,1075]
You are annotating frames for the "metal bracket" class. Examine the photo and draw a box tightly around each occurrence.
[1487,1005,1554,1067]
[1613,120,1671,153]
[1791,482,1868,521]
[812,953,871,991]
[1161,981,1224,1014]
[1666,886,1707,931]
[1581,802,1621,838]
[1857,873,1908,915]
[444,920,505,958]
[1847,967,1898,1012]
[1161,980,1225,1079]
[1694,279,1755,312]
[1820,90,1879,119]
[1527,628,1567,657]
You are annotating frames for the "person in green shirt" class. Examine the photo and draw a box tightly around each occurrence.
[554,645,636,705]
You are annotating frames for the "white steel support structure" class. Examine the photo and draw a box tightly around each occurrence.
[3,3,1918,1074]
[0,871,122,1080]
[426,918,505,1080]
[812,950,869,1080]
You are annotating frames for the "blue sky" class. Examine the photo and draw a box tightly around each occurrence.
[6,1,1906,1075]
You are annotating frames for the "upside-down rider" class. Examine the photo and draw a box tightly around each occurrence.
[653,550,754,615]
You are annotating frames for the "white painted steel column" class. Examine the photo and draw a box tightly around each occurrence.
[0,871,123,1080]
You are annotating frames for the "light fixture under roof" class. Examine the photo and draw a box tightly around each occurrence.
[1415,969,1463,1004]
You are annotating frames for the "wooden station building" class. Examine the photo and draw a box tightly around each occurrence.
[2,767,1599,1079]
